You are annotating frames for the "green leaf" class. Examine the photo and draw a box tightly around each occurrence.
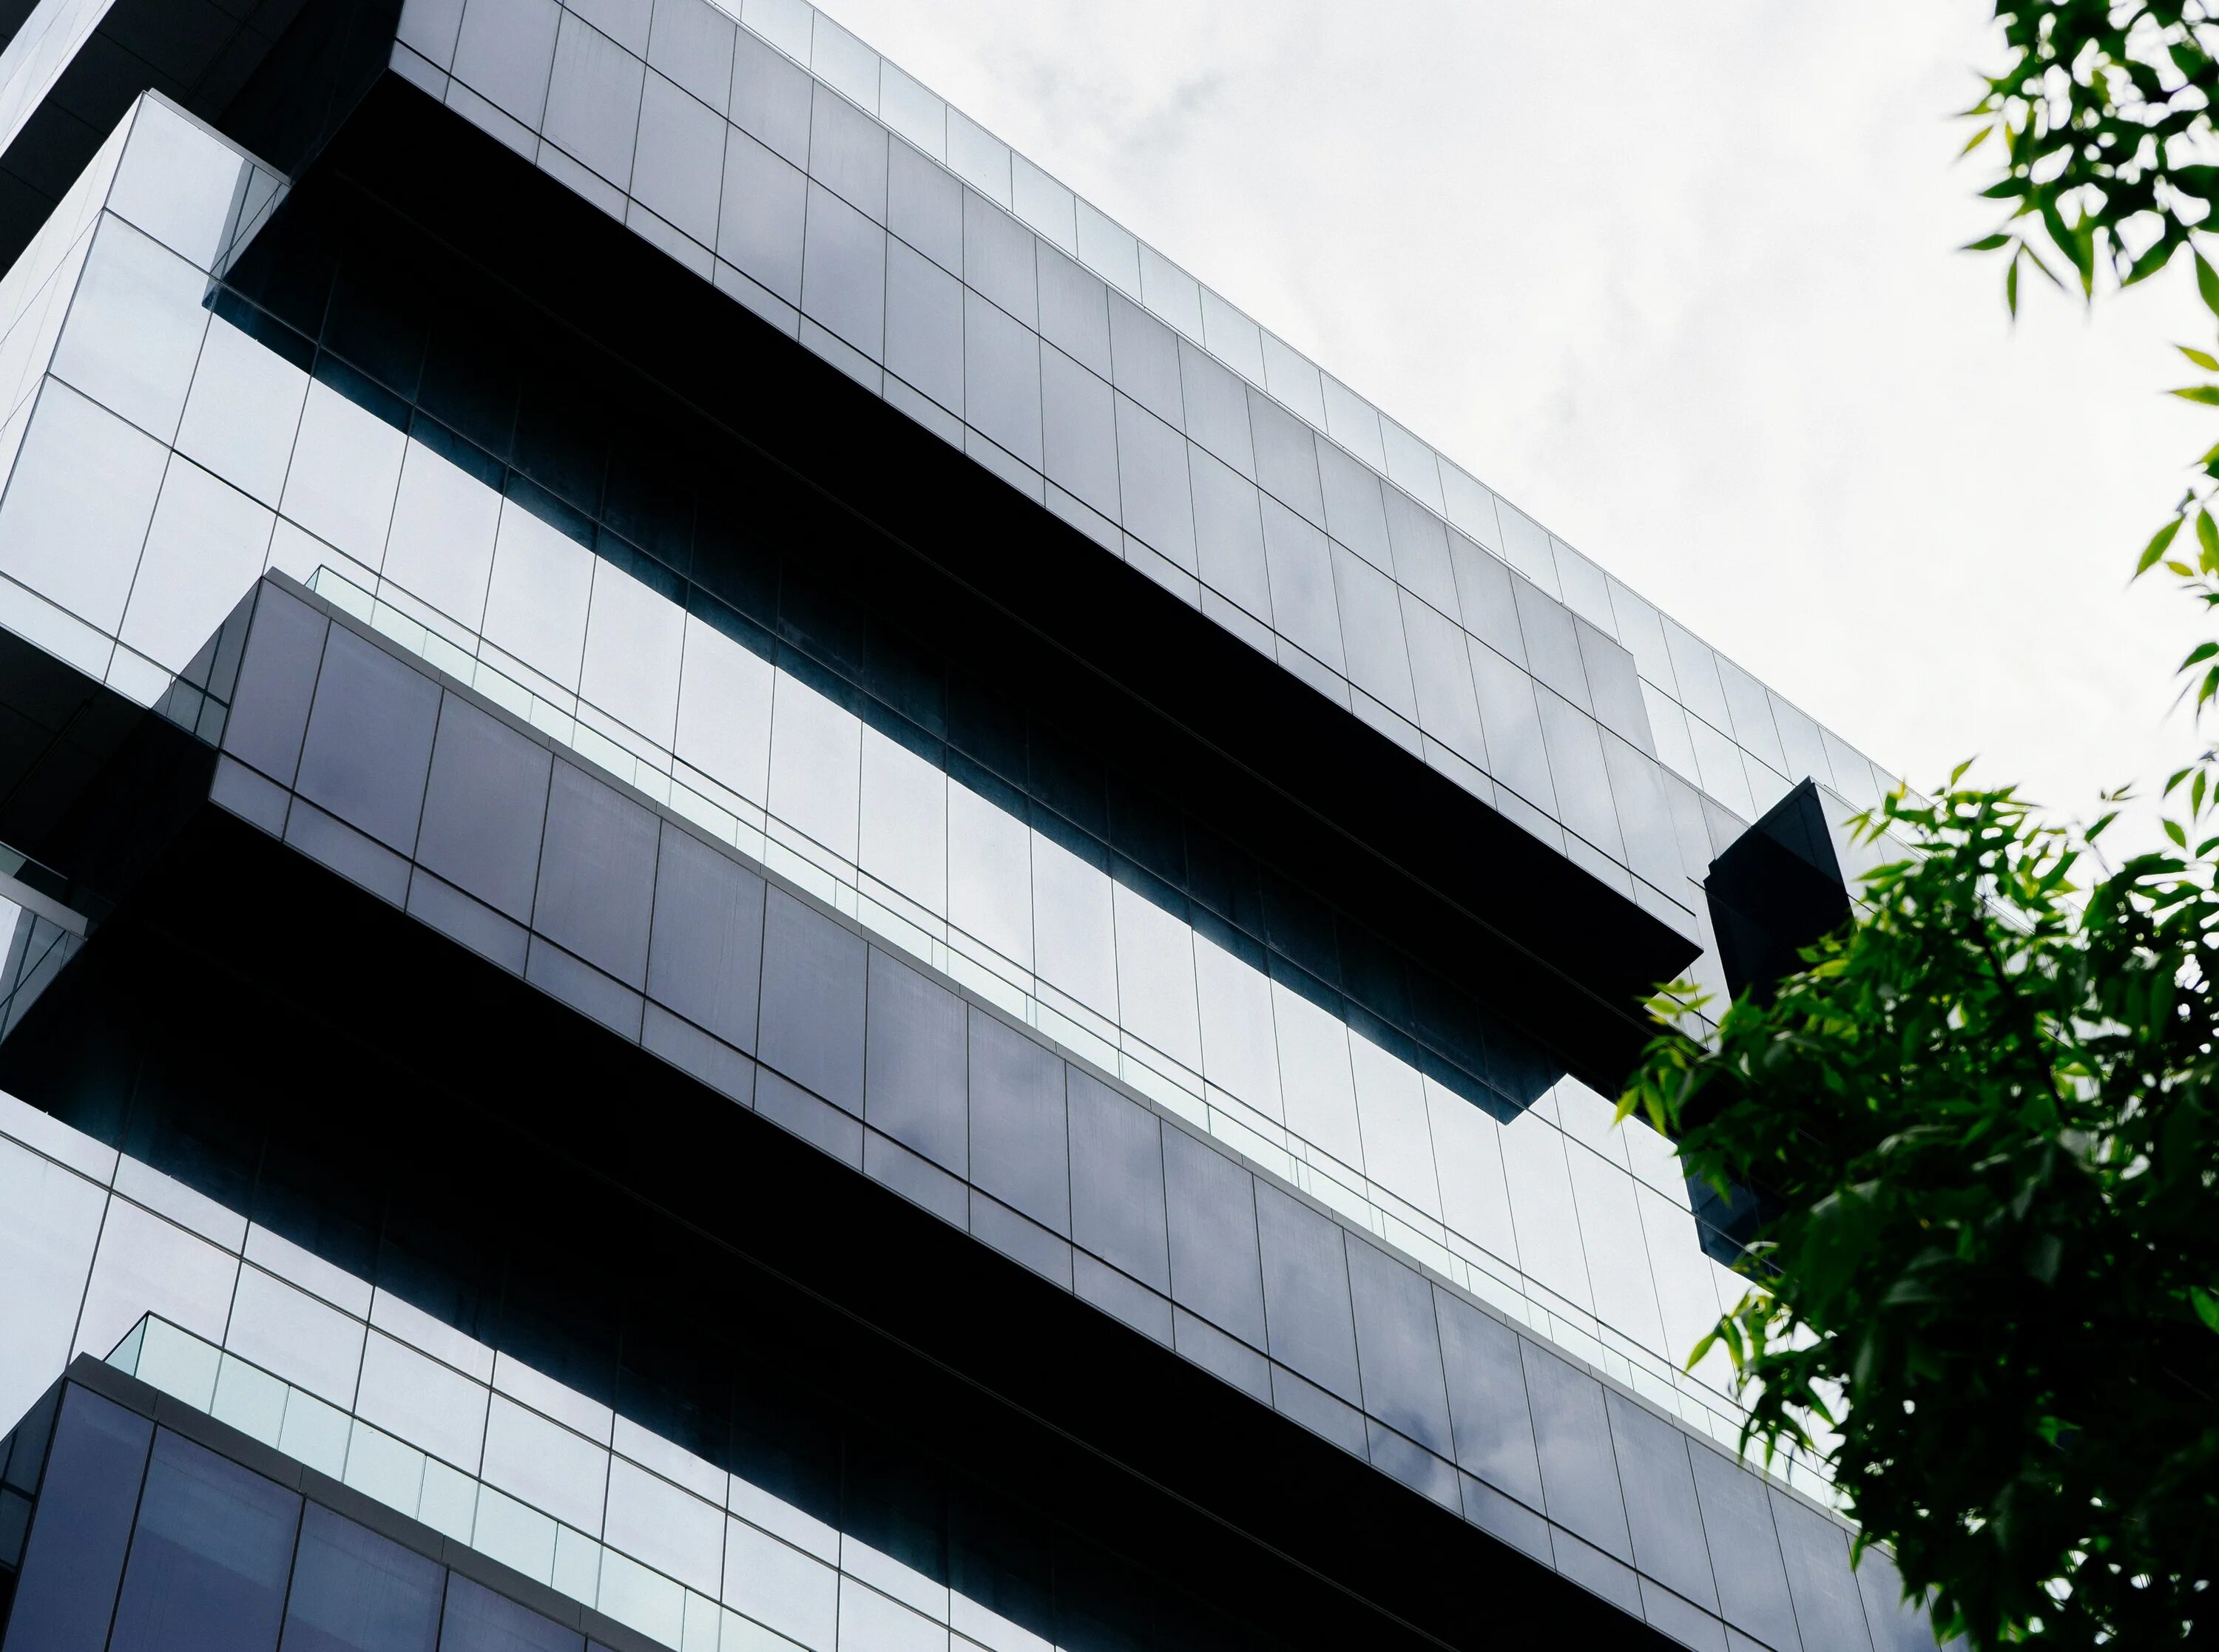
[2192,1286,2219,1335]
[2164,817,2186,848]
[2181,641,2219,671]
[1964,231,2010,252]
[2196,251,2219,319]
[1959,125,1994,158]
[2183,346,2219,372]
[2141,517,2184,575]
[2170,386,2219,406]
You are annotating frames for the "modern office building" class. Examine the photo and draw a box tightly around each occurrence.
[0,2,1934,1648]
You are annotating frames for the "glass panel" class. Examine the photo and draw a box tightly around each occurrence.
[864,948,968,1174]
[1319,376,1385,470]
[1106,293,1181,430]
[1331,547,1416,720]
[1,1385,152,1652]
[294,627,442,854]
[1112,395,1195,571]
[1772,1491,1873,1652]
[857,724,947,910]
[381,433,501,631]
[1253,1182,1360,1404]
[946,779,1032,968]
[799,183,885,357]
[1349,1035,1440,1219]
[757,887,868,1114]
[0,380,166,633]
[808,84,887,220]
[279,1502,443,1652]
[453,0,562,127]
[1176,339,1252,477]
[440,1571,584,1652]
[767,674,862,861]
[1604,1391,1718,1613]
[175,314,311,505]
[646,0,734,115]
[966,1007,1070,1233]
[1189,449,1270,622]
[885,239,963,413]
[1065,1069,1169,1291]
[534,761,660,987]
[544,10,646,186]
[1535,690,1626,862]
[1433,1287,1544,1506]
[1345,1239,1452,1458]
[1038,345,1118,521]
[108,1429,302,1652]
[1316,444,1388,572]
[1465,642,1556,813]
[962,189,1037,330]
[1519,1342,1632,1561]
[962,289,1041,470]
[1030,833,1117,1020]
[646,819,766,1051]
[1496,1113,1590,1311]
[887,138,961,274]
[1271,979,1362,1169]
[632,70,725,248]
[1399,592,1485,768]
[1110,877,1201,1069]
[1192,932,1283,1122]
[1258,495,1342,673]
[1161,1125,1266,1345]
[1689,1445,1801,1651]
[482,497,594,690]
[581,557,686,745]
[1660,615,1732,731]
[717,129,808,304]
[52,214,210,444]
[1446,532,1523,666]
[1036,243,1110,379]
[675,611,774,805]
[119,456,276,672]
[1246,388,1323,527]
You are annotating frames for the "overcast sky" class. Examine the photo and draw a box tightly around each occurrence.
[817,0,2218,842]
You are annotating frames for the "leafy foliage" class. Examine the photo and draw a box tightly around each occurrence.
[1611,5,2219,1645]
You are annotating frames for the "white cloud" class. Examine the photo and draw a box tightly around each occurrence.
[822,0,2215,839]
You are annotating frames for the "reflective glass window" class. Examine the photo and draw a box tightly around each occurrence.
[809,84,888,220]
[1601,733,1686,893]
[1576,620,1650,751]
[1066,1069,1169,1290]
[1379,488,1452,613]
[534,761,659,986]
[1519,1342,1632,1562]
[380,434,501,632]
[1536,690,1626,861]
[1770,692,1833,789]
[1399,592,1485,768]
[223,586,328,786]
[1254,1182,1361,1404]
[1189,448,1270,621]
[279,1503,442,1652]
[53,214,210,444]
[864,948,968,1174]
[887,138,962,274]
[766,674,862,861]
[440,1572,583,1652]
[631,71,725,248]
[0,380,166,633]
[717,129,807,304]
[1178,339,1252,477]
[885,239,963,413]
[1856,1545,1939,1652]
[1036,243,1110,379]
[723,1518,837,1650]
[1,1385,151,1652]
[962,289,1042,470]
[1107,292,1181,429]
[1497,1111,1591,1310]
[482,497,594,689]
[1660,615,1733,731]
[1111,877,1202,1068]
[1161,1125,1266,1345]
[1345,1239,1452,1458]
[857,723,946,910]
[1349,1035,1441,1219]
[947,778,1033,968]
[1715,654,1789,773]
[175,314,311,505]
[1689,714,1757,819]
[729,19,812,163]
[800,183,885,357]
[294,626,442,854]
[646,0,735,114]
[1510,575,1590,712]
[1246,388,1323,526]
[1320,376,1386,470]
[675,610,774,805]
[1259,495,1343,673]
[453,0,562,128]
[1192,932,1283,1121]
[1466,642,1556,813]
[108,1429,301,1652]
[1199,287,1266,382]
[1039,345,1118,520]
[963,189,1038,329]
[544,12,646,187]
[1030,832,1118,1020]
[757,887,868,1113]
[1445,532,1523,666]
[1689,1445,1801,1651]
[967,1008,1070,1233]
[1425,1078,1517,1261]
[581,557,685,745]
[1114,394,1196,570]
[1433,1287,1544,1506]
[1271,978,1363,1169]
[646,819,766,1050]
[1317,444,1388,572]
[120,456,276,673]
[1260,331,1327,427]
[1772,1491,1873,1652]
[1331,548,1416,720]
[1605,1390,1718,1613]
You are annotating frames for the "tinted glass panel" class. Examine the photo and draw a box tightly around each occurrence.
[1,1386,152,1652]
[964,189,1038,328]
[223,589,329,786]
[1689,1443,1802,1652]
[1036,243,1110,379]
[439,1574,584,1652]
[1107,293,1181,428]
[645,821,766,1051]
[415,695,553,922]
[1189,450,1270,620]
[1606,1389,1718,1611]
[966,1009,1069,1233]
[1065,1070,1168,1291]
[1345,1240,1452,1459]
[1773,1491,1872,1652]
[279,1503,442,1652]
[533,762,659,987]
[1161,1125,1265,1346]
[1433,1287,1543,1508]
[1247,390,1323,527]
[1253,1184,1360,1404]
[863,948,968,1174]
[108,1430,301,1652]
[1519,1341,1631,1561]
[756,888,868,1114]
[1317,444,1388,572]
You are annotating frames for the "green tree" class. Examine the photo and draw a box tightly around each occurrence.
[1620,5,2219,1645]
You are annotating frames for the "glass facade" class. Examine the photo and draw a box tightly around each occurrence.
[0,6,1936,1651]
